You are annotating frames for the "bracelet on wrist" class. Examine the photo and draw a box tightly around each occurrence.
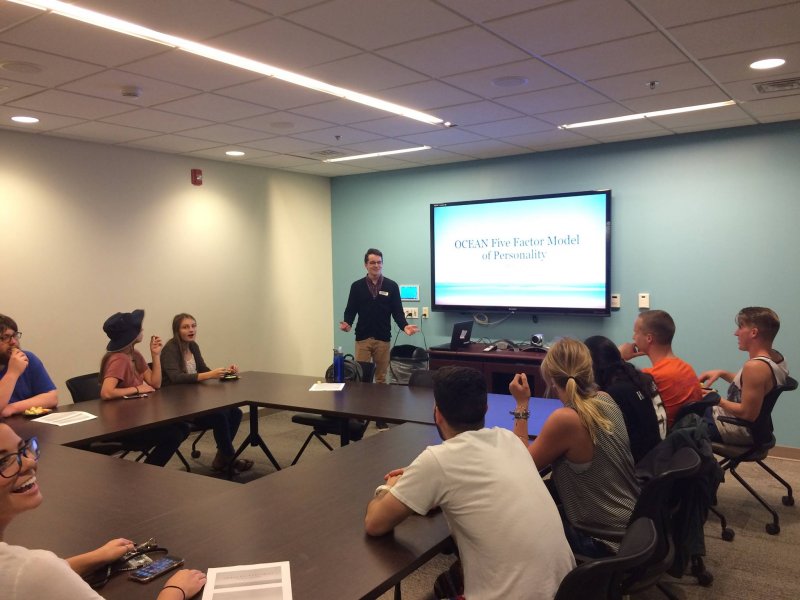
[374,484,391,498]
[134,387,139,395]
[510,409,530,420]
[162,585,186,600]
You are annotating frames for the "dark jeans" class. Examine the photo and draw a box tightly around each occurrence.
[115,422,191,467]
[545,476,616,559]
[193,407,243,457]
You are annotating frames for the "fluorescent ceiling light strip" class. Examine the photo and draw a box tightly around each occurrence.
[8,0,446,126]
[324,146,431,162]
[560,100,736,129]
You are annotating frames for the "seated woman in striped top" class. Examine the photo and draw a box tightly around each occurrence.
[510,337,639,557]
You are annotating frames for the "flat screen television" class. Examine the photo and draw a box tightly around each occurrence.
[430,189,611,316]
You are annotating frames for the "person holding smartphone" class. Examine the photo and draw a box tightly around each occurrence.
[0,423,206,599]
[99,310,189,467]
[161,313,252,473]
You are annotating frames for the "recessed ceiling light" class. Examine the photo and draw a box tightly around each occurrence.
[323,146,431,163]
[491,76,529,88]
[0,60,43,74]
[750,58,786,70]
[11,116,39,124]
[225,150,245,157]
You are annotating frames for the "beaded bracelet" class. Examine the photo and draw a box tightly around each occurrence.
[510,409,530,420]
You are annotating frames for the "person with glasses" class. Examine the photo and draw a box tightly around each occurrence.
[99,310,189,467]
[0,424,207,599]
[0,314,58,418]
[340,248,419,389]
[161,313,252,473]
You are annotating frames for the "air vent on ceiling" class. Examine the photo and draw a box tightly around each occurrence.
[754,78,800,94]
[310,149,347,158]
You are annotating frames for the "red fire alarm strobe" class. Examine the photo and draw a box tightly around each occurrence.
[191,169,203,186]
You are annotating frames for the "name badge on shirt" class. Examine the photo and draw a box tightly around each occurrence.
[379,291,389,296]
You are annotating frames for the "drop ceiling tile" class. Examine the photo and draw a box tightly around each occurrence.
[0,42,104,87]
[231,110,333,134]
[379,80,480,111]
[0,106,84,131]
[337,138,422,153]
[101,108,213,133]
[303,53,428,92]
[744,96,800,119]
[588,130,673,144]
[622,86,731,113]
[401,148,475,165]
[210,19,359,71]
[502,128,593,150]
[291,125,383,145]
[588,62,715,101]
[435,101,523,126]
[156,93,270,121]
[563,119,668,141]
[238,0,324,17]
[668,117,760,134]
[0,1,37,28]
[286,161,375,176]
[124,134,222,153]
[0,14,164,67]
[9,89,134,119]
[122,50,262,92]
[634,0,791,28]
[77,0,270,39]
[726,74,800,103]
[487,0,654,56]
[700,43,800,85]
[668,3,800,59]
[349,116,440,137]
[0,78,44,103]
[241,135,327,153]
[378,27,528,78]
[214,76,328,110]
[496,83,609,115]
[59,70,200,107]
[291,99,393,125]
[462,116,553,137]
[535,102,636,127]
[399,126,486,146]
[241,154,319,168]
[545,32,687,81]
[437,139,529,159]
[442,59,575,99]
[756,112,800,124]
[187,146,275,161]
[49,121,158,143]
[438,0,563,23]
[179,123,273,144]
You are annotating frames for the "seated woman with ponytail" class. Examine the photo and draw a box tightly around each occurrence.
[510,337,639,557]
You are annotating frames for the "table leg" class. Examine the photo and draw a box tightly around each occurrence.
[232,403,281,471]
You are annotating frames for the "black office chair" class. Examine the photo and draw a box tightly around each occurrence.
[554,517,658,600]
[65,373,192,471]
[711,375,798,536]
[290,361,375,465]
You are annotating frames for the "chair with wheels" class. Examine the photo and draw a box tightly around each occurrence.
[711,375,798,536]
[65,373,192,471]
[554,517,658,600]
[290,361,375,465]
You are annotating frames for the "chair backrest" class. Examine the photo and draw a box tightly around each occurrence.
[66,372,102,403]
[408,369,435,388]
[554,517,658,600]
[752,375,798,445]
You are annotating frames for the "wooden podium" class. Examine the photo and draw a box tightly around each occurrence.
[428,343,547,397]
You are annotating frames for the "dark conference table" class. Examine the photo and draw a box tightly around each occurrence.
[7,424,451,600]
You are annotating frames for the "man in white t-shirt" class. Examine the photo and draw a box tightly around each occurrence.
[364,366,575,600]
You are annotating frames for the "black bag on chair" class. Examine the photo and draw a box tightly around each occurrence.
[389,344,429,384]
[324,353,363,382]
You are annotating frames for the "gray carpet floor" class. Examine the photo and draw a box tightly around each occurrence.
[165,409,799,600]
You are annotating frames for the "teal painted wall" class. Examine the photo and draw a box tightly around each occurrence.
[331,121,800,446]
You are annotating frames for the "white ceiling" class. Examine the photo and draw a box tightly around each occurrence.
[1,0,799,177]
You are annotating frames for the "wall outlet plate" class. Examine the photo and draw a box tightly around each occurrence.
[638,293,650,309]
[421,307,429,318]
[404,306,419,319]
[610,293,621,309]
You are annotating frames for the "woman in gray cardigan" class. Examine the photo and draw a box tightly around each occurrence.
[161,313,253,473]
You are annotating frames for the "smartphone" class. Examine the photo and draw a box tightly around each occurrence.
[122,393,148,399]
[129,555,184,583]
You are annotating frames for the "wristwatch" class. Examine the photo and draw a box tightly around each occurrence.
[374,484,391,498]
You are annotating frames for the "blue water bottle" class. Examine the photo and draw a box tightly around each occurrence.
[333,347,344,383]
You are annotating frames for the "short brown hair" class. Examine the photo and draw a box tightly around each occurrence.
[737,307,780,343]
[638,310,675,345]
[0,314,18,333]
[364,248,383,263]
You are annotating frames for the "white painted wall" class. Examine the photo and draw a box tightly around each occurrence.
[0,129,333,403]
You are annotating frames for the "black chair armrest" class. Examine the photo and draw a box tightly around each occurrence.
[673,393,720,423]
[573,524,626,543]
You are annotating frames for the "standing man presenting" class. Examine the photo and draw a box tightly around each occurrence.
[0,314,58,418]
[340,248,418,385]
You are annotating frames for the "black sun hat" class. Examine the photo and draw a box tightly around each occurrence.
[103,309,145,351]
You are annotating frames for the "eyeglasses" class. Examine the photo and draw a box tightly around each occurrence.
[0,437,40,478]
[367,261,383,266]
[0,331,22,343]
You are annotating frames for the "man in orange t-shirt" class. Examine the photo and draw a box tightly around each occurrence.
[619,310,702,428]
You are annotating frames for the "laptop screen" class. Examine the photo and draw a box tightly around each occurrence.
[450,320,473,350]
